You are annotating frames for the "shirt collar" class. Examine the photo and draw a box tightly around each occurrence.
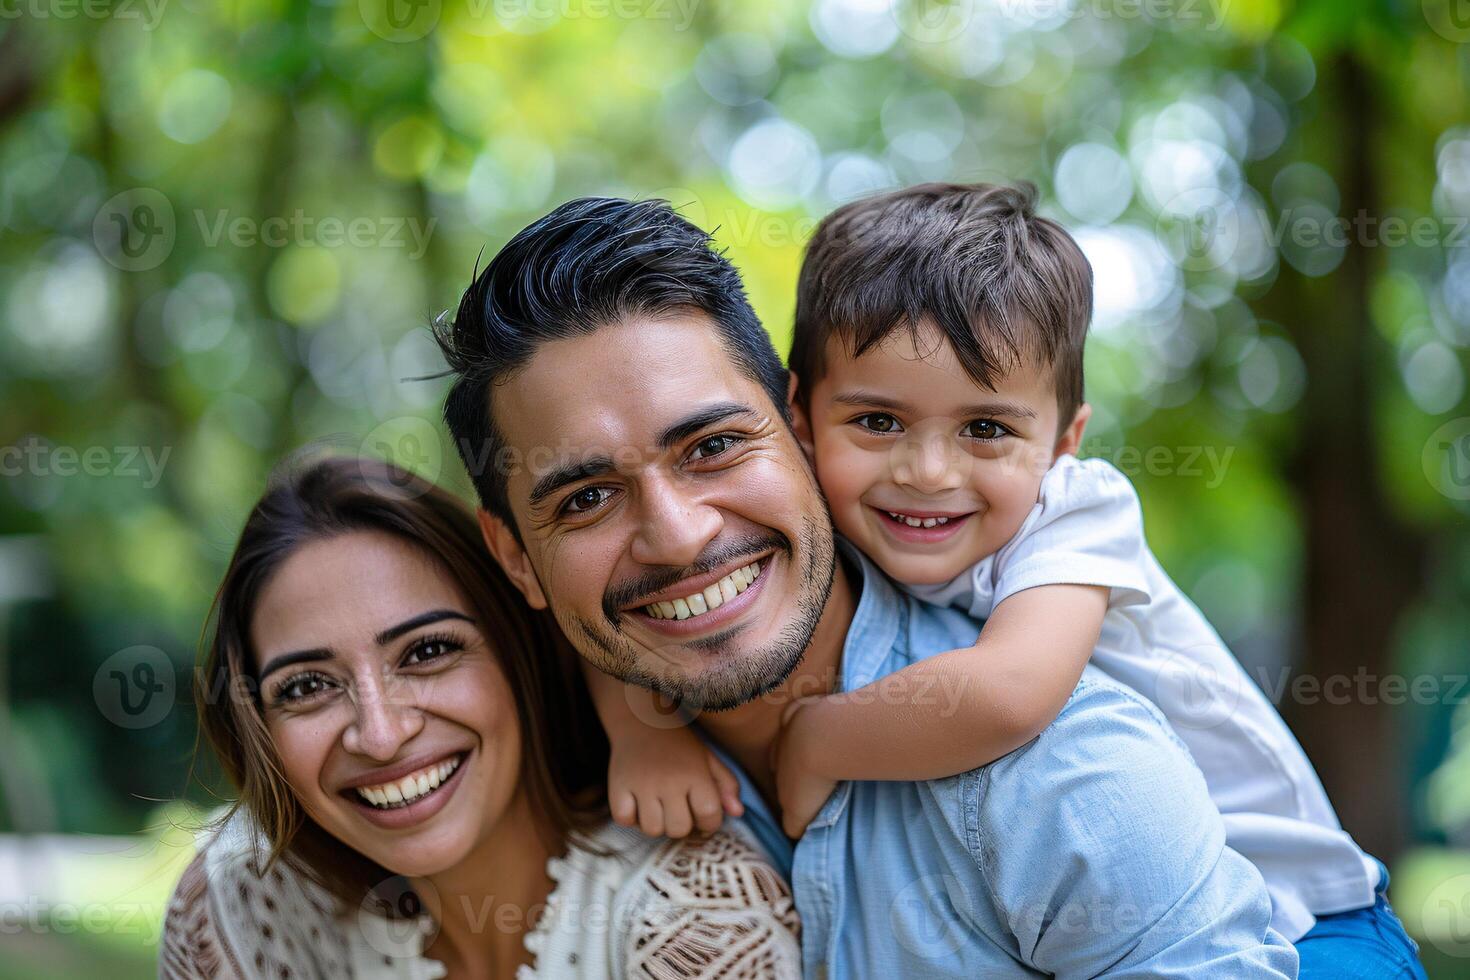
[833,535,904,691]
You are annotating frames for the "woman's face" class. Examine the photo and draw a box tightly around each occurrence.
[251,530,523,879]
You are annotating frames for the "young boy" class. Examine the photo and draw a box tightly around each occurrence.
[585,182,1405,957]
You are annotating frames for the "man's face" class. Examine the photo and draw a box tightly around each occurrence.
[482,313,836,711]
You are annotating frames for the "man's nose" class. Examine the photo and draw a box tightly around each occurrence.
[629,476,724,568]
[891,432,967,494]
[341,672,425,762]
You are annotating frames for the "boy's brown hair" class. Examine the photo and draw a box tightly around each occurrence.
[791,181,1093,432]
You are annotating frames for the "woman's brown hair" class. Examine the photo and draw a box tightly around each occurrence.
[193,454,609,914]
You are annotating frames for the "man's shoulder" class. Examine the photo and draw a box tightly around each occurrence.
[991,669,1195,782]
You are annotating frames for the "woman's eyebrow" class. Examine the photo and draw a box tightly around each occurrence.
[256,610,473,681]
[258,648,331,682]
[374,609,474,645]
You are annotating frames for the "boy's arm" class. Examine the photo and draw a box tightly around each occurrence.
[581,660,743,837]
[774,584,1106,834]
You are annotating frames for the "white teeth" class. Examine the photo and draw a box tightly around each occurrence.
[356,755,462,809]
[887,512,951,528]
[642,562,762,621]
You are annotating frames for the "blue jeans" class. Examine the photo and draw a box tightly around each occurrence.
[1297,860,1427,978]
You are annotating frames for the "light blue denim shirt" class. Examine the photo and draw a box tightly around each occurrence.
[723,539,1299,979]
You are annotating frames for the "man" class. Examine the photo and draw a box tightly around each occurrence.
[435,197,1297,976]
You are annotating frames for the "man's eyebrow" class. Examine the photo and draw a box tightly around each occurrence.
[831,389,1038,421]
[656,401,763,451]
[528,455,616,509]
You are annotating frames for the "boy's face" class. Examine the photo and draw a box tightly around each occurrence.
[794,320,1088,586]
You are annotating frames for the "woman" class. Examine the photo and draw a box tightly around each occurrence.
[161,456,800,978]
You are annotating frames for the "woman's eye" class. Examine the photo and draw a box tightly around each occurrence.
[965,419,1008,440]
[405,637,462,666]
[564,486,610,514]
[691,434,739,460]
[275,672,333,704]
[856,413,901,434]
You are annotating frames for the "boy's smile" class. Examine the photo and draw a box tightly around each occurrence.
[797,320,1089,587]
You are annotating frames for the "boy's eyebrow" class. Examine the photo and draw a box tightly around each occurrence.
[831,389,1039,421]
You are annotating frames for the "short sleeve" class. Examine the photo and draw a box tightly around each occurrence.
[991,455,1152,611]
[622,829,802,979]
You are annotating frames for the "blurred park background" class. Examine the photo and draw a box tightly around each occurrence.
[3,0,1470,974]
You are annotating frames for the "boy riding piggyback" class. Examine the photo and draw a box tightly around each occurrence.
[589,182,1424,975]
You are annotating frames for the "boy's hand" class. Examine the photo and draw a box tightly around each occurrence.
[608,723,744,839]
[773,698,838,840]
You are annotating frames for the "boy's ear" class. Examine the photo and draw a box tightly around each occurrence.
[787,372,816,462]
[477,509,549,610]
[1054,402,1092,460]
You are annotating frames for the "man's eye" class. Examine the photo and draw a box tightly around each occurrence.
[691,434,740,459]
[965,419,1008,440]
[564,487,611,514]
[856,413,901,434]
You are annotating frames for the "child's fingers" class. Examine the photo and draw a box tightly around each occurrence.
[707,752,745,817]
[610,788,638,827]
[689,784,725,834]
[662,795,694,839]
[637,797,665,838]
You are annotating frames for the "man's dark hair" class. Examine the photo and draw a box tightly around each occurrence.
[436,197,789,533]
[791,181,1093,431]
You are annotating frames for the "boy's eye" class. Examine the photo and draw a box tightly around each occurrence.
[855,413,901,434]
[965,419,1008,440]
[564,486,611,514]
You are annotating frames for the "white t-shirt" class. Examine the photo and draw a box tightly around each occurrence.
[902,453,1378,942]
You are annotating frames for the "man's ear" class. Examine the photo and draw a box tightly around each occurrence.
[477,509,549,610]
[1054,402,1092,460]
[787,372,816,462]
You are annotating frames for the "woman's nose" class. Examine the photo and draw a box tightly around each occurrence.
[342,674,425,761]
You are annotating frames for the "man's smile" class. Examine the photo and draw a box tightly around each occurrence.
[623,553,776,637]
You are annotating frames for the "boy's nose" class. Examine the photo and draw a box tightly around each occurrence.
[891,434,967,494]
